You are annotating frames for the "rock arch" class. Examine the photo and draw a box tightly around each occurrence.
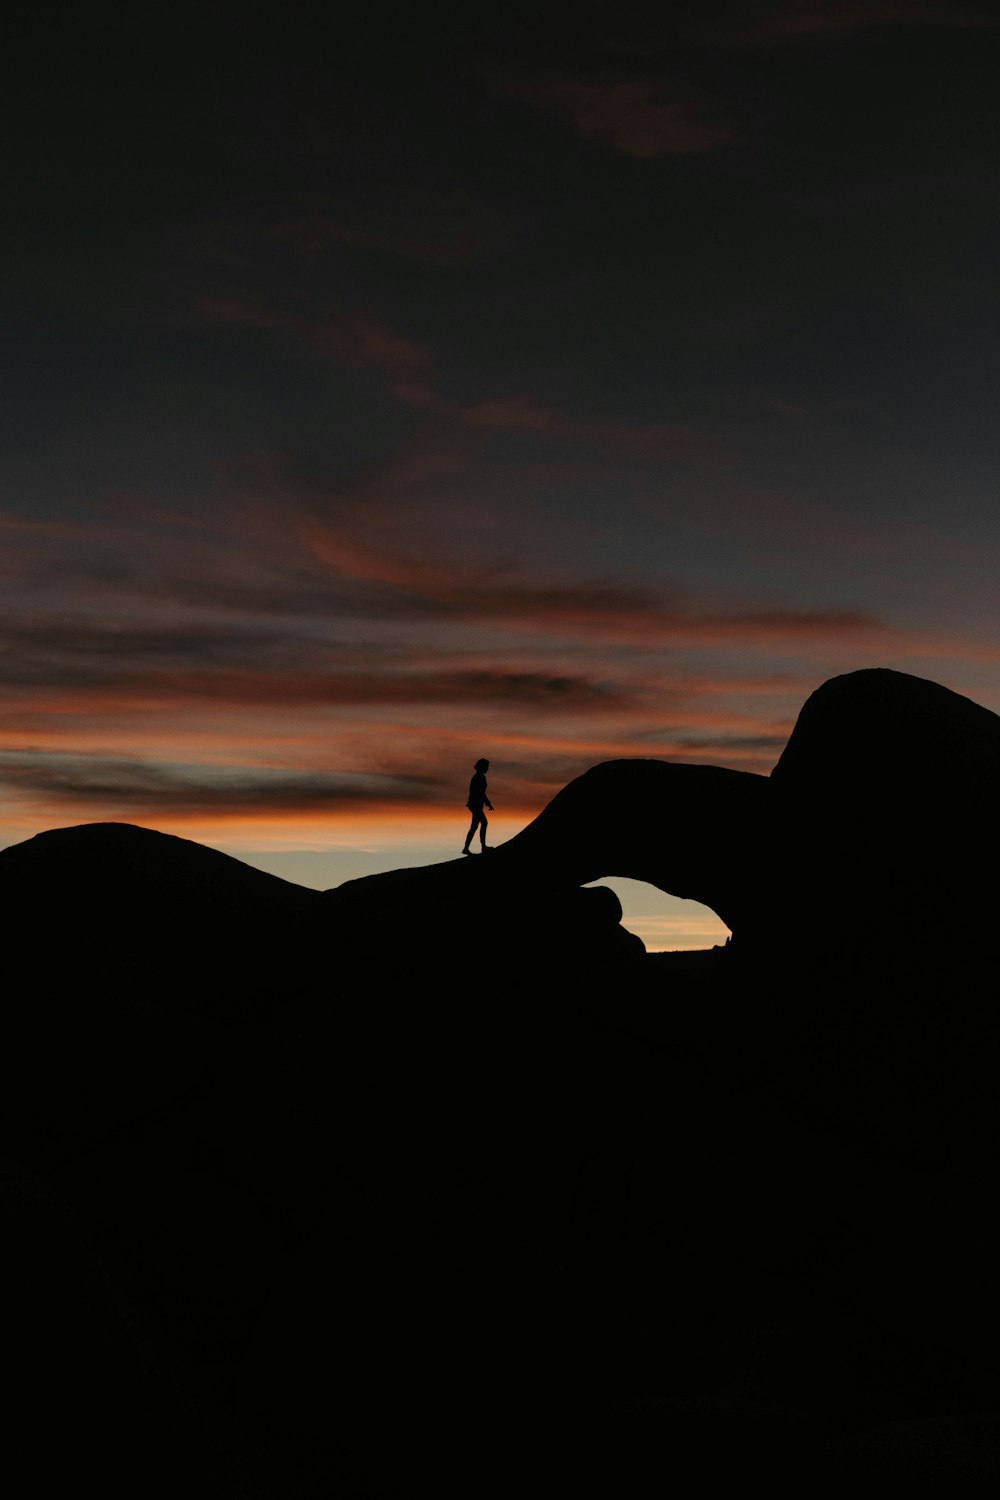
[493,759,771,937]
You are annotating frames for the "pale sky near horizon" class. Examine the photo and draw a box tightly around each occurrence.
[4,2,1000,948]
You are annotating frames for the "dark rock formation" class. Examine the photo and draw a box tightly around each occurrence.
[769,667,1000,959]
[773,666,1000,790]
[5,667,1000,1490]
[321,760,768,976]
[326,667,1000,969]
[1,817,319,967]
[321,840,647,976]
[0,819,315,913]
[494,759,770,934]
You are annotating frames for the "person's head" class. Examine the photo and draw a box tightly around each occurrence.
[474,758,489,773]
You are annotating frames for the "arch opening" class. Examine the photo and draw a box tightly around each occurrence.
[588,877,731,953]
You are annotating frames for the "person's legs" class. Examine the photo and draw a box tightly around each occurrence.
[479,812,488,849]
[462,812,480,853]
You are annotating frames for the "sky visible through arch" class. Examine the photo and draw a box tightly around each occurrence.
[4,2,1000,948]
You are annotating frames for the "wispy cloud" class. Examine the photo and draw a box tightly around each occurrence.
[298,518,888,644]
[196,283,727,473]
[0,750,436,813]
[496,72,739,157]
[197,297,436,405]
[696,0,997,44]
[269,185,509,268]
[466,395,713,465]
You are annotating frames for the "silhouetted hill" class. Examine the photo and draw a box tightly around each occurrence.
[0,819,316,912]
[6,668,1000,1490]
[1,820,322,1019]
[773,666,1000,789]
[767,668,1000,968]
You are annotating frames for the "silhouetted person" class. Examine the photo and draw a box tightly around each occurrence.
[462,758,494,854]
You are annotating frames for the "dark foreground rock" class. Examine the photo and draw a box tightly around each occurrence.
[3,668,1000,1491]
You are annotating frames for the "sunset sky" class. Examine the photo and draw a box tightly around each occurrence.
[5,2,1000,946]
